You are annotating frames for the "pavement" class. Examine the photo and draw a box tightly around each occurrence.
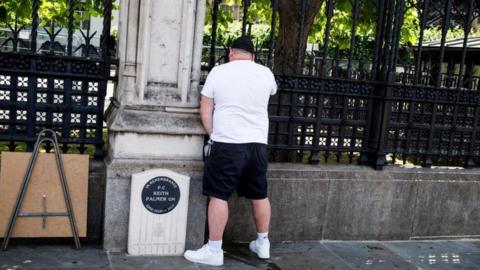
[1,240,480,269]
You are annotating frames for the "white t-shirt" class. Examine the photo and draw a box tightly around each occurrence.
[201,60,277,144]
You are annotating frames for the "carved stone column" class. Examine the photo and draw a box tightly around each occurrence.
[104,0,207,251]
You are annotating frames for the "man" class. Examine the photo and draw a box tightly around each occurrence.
[184,36,277,266]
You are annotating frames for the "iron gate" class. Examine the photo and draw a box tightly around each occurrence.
[0,0,115,158]
[205,0,480,169]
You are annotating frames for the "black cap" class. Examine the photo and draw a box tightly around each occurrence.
[230,36,255,54]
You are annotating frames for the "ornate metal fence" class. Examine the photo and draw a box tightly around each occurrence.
[205,0,480,169]
[0,0,116,158]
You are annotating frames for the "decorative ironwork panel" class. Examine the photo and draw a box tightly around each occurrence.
[0,54,108,155]
[268,76,374,164]
[387,85,480,167]
[0,0,116,157]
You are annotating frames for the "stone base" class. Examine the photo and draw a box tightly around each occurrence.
[224,164,480,242]
[103,158,206,252]
[103,161,480,250]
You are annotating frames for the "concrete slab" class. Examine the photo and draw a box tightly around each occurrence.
[1,240,480,269]
[225,178,329,242]
[222,242,352,270]
[322,241,417,269]
[323,180,417,240]
[0,245,109,269]
[266,165,328,179]
[117,242,353,270]
[384,240,480,270]
[462,254,480,268]
[413,180,480,237]
[87,161,106,242]
[268,242,352,270]
[108,253,196,270]
[103,178,131,251]
[185,172,208,250]
[169,243,270,270]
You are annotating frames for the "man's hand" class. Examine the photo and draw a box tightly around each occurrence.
[200,95,214,136]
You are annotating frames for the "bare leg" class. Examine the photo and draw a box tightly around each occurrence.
[184,197,226,266]
[208,197,229,240]
[251,198,271,233]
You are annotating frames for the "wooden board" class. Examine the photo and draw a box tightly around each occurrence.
[0,152,89,237]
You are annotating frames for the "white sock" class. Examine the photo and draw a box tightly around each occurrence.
[256,232,269,244]
[207,240,222,252]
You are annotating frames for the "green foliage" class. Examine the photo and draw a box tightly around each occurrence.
[216,0,273,25]
[204,0,273,47]
[308,0,420,59]
[40,0,103,28]
[401,6,419,45]
[0,0,109,29]
[422,25,480,42]
[0,0,32,25]
[204,0,422,60]
[204,21,271,48]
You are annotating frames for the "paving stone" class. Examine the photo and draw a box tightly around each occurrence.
[2,240,480,269]
[269,242,352,270]
[0,245,109,269]
[462,253,480,267]
[323,241,417,269]
[108,253,196,270]
[221,243,285,270]
[384,240,480,270]
[223,242,352,270]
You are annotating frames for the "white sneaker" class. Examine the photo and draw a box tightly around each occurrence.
[249,239,270,259]
[184,244,224,266]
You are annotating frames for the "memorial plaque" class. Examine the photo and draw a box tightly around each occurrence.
[141,176,180,214]
[128,169,190,255]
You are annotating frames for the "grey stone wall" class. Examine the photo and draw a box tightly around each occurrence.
[87,160,480,250]
[94,162,480,250]
[86,160,106,242]
[94,160,480,250]
[224,164,480,242]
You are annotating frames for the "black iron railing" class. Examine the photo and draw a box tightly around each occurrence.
[205,0,480,169]
[0,0,116,157]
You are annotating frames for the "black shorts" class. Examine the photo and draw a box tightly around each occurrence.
[203,142,268,201]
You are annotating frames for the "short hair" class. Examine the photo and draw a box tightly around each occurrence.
[230,36,255,54]
[230,48,253,55]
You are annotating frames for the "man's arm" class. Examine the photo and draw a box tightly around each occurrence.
[200,95,214,136]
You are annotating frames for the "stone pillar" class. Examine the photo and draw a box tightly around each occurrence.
[104,0,207,251]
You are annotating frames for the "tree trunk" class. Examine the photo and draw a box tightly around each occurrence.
[271,0,323,162]
[274,0,324,75]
